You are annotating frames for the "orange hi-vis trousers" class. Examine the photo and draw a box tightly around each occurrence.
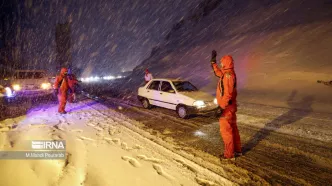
[219,108,241,158]
[58,92,68,113]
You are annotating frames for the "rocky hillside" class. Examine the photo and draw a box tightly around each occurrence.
[122,0,332,113]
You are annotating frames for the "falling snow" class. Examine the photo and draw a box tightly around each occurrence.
[1,0,332,185]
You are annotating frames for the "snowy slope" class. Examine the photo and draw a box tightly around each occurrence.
[0,99,242,186]
[121,0,332,113]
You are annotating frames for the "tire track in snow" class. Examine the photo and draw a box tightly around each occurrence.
[89,96,318,185]
[87,101,263,185]
[137,155,164,163]
[73,98,265,185]
[79,95,332,185]
[91,99,271,185]
[75,104,186,185]
[108,96,332,143]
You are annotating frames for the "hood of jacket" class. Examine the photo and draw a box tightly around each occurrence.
[60,68,68,76]
[220,55,234,70]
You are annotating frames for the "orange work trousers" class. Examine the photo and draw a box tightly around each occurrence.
[219,108,241,158]
[57,92,68,112]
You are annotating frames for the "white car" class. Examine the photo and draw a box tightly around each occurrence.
[6,70,53,97]
[137,79,218,119]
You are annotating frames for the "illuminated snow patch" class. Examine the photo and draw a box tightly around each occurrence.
[194,130,206,137]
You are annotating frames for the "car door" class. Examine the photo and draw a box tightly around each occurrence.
[159,81,177,110]
[145,80,162,106]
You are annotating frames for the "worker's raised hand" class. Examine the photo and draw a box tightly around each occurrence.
[211,50,217,63]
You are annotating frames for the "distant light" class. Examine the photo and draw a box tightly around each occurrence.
[103,75,115,80]
[41,83,51,89]
[81,76,102,82]
[81,75,123,82]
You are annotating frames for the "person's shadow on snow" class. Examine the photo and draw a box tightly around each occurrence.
[243,90,314,154]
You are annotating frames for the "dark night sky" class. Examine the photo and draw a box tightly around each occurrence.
[12,0,201,76]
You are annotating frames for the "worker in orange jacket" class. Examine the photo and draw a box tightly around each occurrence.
[210,50,242,160]
[54,68,70,114]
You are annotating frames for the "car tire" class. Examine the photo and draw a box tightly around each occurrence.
[142,98,151,109]
[176,105,188,119]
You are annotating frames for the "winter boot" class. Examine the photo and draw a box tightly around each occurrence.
[219,154,235,162]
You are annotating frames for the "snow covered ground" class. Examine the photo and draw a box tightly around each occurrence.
[1,93,332,185]
[0,98,242,186]
[75,89,332,185]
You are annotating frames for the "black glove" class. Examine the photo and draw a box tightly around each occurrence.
[214,107,224,118]
[211,50,217,63]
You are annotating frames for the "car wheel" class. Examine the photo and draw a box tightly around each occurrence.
[177,105,188,119]
[142,98,151,109]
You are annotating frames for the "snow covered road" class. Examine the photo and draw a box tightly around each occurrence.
[1,95,332,185]
[96,96,332,185]
[0,98,243,186]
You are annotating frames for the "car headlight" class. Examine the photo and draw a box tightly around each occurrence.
[213,98,218,105]
[41,83,51,89]
[193,100,206,108]
[12,84,21,91]
[5,87,13,97]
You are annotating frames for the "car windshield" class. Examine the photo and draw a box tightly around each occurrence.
[172,81,198,92]
[15,72,45,79]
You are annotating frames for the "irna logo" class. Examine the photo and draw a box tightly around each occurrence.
[31,140,66,150]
